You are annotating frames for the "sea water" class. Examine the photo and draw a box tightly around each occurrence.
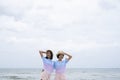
[0,68,120,80]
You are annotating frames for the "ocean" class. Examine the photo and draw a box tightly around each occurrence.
[0,68,120,80]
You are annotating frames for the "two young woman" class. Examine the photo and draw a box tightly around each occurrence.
[39,50,72,80]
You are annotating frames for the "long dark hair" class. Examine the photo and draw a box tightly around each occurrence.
[45,50,53,60]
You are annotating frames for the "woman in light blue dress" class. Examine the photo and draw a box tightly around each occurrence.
[54,51,72,80]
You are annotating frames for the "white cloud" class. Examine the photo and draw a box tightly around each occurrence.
[0,15,29,32]
[0,0,120,68]
[0,0,33,18]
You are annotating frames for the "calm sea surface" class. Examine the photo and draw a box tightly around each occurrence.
[0,68,120,80]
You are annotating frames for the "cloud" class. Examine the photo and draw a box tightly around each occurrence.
[0,15,29,32]
[0,0,33,20]
[99,0,120,10]
[0,0,120,68]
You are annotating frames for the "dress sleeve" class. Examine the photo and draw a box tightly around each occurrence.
[65,58,69,63]
[41,57,46,62]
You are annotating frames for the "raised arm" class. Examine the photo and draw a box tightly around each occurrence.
[63,52,72,61]
[39,50,46,57]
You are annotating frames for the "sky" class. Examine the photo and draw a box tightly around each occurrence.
[0,0,120,68]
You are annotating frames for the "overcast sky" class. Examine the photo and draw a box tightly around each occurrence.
[0,0,120,68]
